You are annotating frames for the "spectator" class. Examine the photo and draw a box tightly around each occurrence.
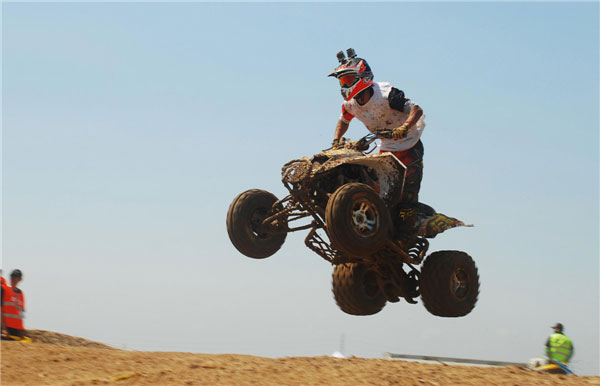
[1,270,10,337]
[2,269,28,339]
[528,322,575,374]
[546,323,574,365]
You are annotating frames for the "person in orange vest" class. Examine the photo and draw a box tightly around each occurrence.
[1,270,10,337]
[2,269,27,339]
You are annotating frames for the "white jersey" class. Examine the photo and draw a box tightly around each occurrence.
[341,82,425,152]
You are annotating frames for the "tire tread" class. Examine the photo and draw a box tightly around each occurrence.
[226,189,286,259]
[332,263,386,316]
[420,250,479,317]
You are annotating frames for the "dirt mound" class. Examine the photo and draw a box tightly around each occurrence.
[2,332,599,386]
[25,329,114,349]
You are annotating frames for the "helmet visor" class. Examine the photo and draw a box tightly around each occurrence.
[338,74,359,88]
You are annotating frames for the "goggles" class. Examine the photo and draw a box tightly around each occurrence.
[338,74,359,88]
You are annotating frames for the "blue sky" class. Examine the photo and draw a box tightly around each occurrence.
[3,2,599,375]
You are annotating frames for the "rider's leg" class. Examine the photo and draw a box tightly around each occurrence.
[380,141,424,203]
[379,142,425,233]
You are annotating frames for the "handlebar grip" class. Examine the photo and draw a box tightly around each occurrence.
[372,128,394,139]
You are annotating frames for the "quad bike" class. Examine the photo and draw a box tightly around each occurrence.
[226,130,479,317]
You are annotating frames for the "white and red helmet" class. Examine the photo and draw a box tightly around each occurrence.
[328,48,374,101]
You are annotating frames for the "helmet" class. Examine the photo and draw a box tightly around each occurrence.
[328,48,374,101]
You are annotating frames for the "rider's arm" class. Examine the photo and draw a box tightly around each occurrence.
[388,87,423,129]
[334,104,354,140]
[334,119,350,140]
[404,105,423,129]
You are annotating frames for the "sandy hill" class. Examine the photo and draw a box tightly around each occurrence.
[1,330,598,386]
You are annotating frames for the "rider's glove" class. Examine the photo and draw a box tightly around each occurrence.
[332,138,343,149]
[392,125,409,141]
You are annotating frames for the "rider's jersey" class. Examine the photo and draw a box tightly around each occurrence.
[340,81,425,152]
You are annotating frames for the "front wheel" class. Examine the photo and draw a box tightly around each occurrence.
[419,250,479,317]
[226,189,287,259]
[325,183,391,257]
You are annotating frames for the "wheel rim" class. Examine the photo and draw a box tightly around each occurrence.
[250,208,269,239]
[451,267,470,300]
[351,199,380,237]
[362,270,381,299]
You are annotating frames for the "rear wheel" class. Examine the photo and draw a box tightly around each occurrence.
[332,263,386,316]
[325,183,391,256]
[226,189,286,259]
[419,250,479,317]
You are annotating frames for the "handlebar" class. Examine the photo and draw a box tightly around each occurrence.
[326,128,394,152]
[371,128,394,139]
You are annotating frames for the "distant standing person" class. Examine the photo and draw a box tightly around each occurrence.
[546,323,574,365]
[2,269,27,339]
[1,270,10,337]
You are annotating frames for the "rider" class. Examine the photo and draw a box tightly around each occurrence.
[329,48,425,203]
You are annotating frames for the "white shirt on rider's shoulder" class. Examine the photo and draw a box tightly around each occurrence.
[341,82,425,152]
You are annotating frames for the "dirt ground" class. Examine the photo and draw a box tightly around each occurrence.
[1,330,599,386]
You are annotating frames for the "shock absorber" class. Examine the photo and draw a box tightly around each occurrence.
[407,237,429,264]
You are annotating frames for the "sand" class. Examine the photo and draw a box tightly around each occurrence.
[1,330,598,386]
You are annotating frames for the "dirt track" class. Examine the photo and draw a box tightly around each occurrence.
[1,330,599,386]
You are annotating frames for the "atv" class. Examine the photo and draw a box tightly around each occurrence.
[226,130,479,317]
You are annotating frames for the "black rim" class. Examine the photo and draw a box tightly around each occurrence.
[362,270,381,298]
[450,266,470,300]
[250,208,269,239]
